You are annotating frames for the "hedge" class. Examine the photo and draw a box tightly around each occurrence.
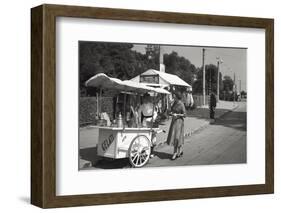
[79,97,114,126]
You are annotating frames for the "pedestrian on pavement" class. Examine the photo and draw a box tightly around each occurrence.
[166,90,186,160]
[209,92,217,121]
[186,90,194,110]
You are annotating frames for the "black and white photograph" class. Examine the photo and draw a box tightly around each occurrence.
[79,41,247,169]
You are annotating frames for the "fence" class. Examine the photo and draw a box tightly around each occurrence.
[193,95,209,107]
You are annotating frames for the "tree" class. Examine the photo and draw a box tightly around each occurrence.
[222,75,234,92]
[145,44,160,70]
[192,64,223,95]
[240,90,247,98]
[241,90,246,96]
[163,51,196,85]
[220,75,235,101]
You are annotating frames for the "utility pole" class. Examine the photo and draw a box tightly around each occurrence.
[239,79,241,94]
[159,46,166,73]
[202,48,206,105]
[216,57,222,102]
[159,45,162,71]
[217,61,220,100]
[233,72,236,105]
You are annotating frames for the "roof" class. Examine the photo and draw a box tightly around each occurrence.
[85,73,170,94]
[132,69,191,88]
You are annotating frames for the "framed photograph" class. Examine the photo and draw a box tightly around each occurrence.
[31,4,274,208]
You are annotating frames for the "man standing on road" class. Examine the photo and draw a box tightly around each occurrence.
[209,92,217,122]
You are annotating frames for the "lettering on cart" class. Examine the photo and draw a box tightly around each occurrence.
[101,134,115,151]
[122,135,127,143]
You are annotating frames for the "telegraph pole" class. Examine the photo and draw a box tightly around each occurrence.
[233,72,236,105]
[239,79,241,94]
[216,57,223,102]
[217,61,219,100]
[202,48,206,105]
[159,45,162,70]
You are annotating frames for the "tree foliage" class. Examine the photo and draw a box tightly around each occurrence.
[222,75,234,92]
[164,51,196,85]
[192,64,223,95]
[240,90,247,96]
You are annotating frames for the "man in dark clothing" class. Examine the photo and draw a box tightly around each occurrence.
[209,92,217,120]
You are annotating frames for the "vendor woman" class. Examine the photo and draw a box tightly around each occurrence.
[138,93,157,128]
[138,93,157,158]
[166,90,186,160]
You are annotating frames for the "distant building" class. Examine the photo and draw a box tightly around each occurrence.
[130,69,191,89]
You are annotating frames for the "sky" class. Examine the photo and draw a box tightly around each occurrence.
[132,44,247,92]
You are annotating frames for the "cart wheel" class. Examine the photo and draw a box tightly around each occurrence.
[128,135,151,168]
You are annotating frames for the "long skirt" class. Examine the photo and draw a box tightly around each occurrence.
[166,117,184,148]
[210,106,215,119]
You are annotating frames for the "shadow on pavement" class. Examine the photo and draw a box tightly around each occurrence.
[153,150,172,160]
[80,146,131,169]
[93,158,130,169]
[186,107,229,119]
[80,147,98,166]
[213,111,247,132]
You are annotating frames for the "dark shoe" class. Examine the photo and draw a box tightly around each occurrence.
[177,151,183,158]
[150,154,155,158]
[171,153,177,160]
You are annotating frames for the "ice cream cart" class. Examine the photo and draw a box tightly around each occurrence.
[85,73,170,168]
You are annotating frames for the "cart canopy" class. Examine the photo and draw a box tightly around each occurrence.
[85,73,170,94]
